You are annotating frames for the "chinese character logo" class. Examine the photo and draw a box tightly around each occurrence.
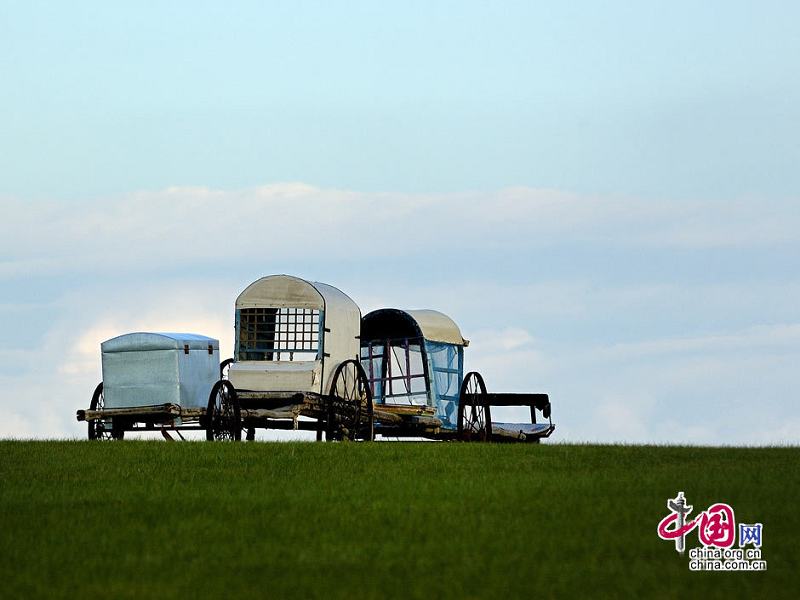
[657,492,736,551]
[657,493,767,571]
[657,491,694,553]
[739,523,763,548]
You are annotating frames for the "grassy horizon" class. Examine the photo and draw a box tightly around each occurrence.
[1,441,797,598]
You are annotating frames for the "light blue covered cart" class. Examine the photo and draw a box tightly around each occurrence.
[360,309,555,442]
[78,332,221,440]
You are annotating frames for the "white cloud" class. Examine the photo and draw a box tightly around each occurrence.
[591,394,657,442]
[594,323,800,361]
[2,184,798,281]
[755,418,800,445]
[0,411,39,439]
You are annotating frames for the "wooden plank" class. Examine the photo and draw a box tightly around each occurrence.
[77,404,180,422]
[407,415,443,428]
[373,409,404,424]
[490,426,527,441]
[180,407,207,418]
[254,419,323,432]
[239,392,321,413]
[236,390,316,402]
[490,423,556,441]
[373,404,435,416]
[242,406,302,420]
[462,393,549,408]
[181,408,208,419]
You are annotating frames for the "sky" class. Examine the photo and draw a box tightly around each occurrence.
[1,1,798,443]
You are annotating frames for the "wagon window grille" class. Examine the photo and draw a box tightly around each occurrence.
[360,337,428,406]
[237,307,321,361]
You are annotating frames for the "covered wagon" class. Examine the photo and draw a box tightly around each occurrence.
[77,332,221,440]
[216,274,373,441]
[361,308,555,442]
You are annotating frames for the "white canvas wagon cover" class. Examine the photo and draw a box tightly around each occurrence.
[101,332,220,410]
[401,310,469,346]
[361,309,469,346]
[231,275,361,394]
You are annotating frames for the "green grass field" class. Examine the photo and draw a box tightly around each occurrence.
[0,442,797,598]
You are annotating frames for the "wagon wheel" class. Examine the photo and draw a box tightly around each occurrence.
[326,359,374,441]
[205,380,242,441]
[220,358,234,380]
[217,361,249,438]
[88,382,124,440]
[457,372,492,442]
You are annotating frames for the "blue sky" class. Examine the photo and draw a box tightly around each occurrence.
[1,2,798,442]
[4,1,800,198]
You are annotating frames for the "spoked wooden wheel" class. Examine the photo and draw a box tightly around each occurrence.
[219,358,234,380]
[217,361,251,440]
[206,380,242,441]
[327,359,374,441]
[88,382,123,440]
[458,372,492,441]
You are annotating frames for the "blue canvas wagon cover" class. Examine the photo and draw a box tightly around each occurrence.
[361,309,468,430]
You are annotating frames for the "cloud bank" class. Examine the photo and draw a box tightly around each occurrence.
[1,184,797,444]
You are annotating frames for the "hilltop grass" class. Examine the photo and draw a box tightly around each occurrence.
[0,441,797,599]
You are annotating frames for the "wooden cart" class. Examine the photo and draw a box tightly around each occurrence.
[77,332,227,440]
[78,275,553,442]
[208,274,373,441]
[359,308,554,442]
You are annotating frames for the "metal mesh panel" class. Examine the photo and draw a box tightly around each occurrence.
[237,307,321,361]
